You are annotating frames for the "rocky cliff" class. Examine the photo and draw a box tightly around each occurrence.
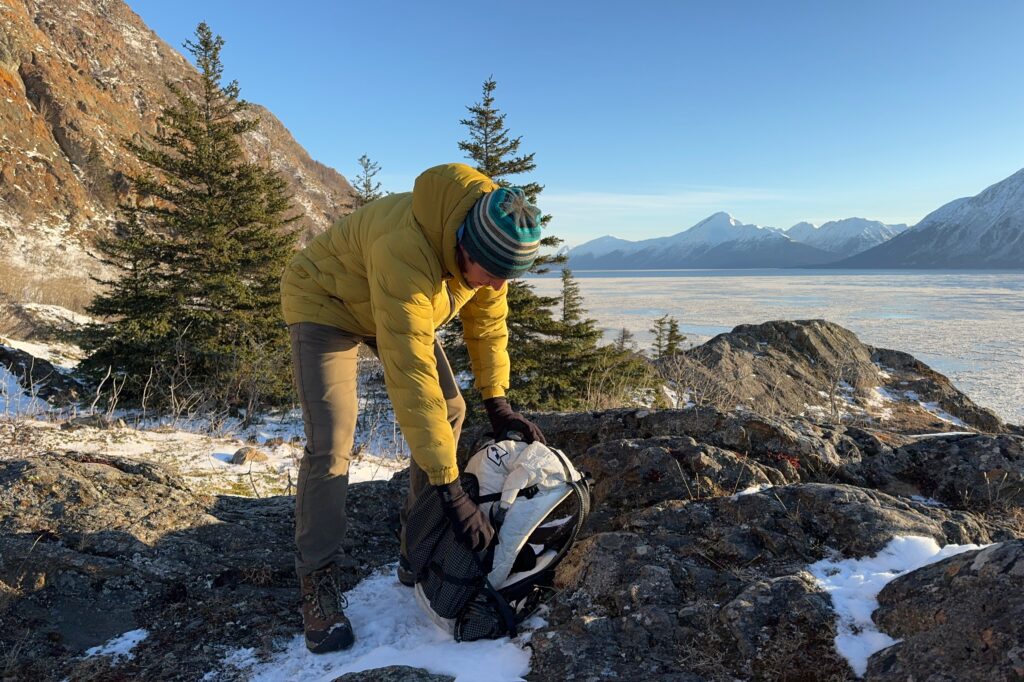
[0,0,356,274]
[1,320,1022,680]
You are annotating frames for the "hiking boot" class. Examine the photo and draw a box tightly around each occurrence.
[397,555,415,587]
[300,565,355,653]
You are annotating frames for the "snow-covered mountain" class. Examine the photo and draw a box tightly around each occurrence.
[838,168,1024,268]
[567,212,835,269]
[786,218,908,258]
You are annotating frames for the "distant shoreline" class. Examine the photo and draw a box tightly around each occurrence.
[527,267,1024,278]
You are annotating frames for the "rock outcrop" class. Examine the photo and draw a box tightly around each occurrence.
[663,319,1006,433]
[0,0,356,275]
[868,540,1024,681]
[0,452,406,681]
[1,319,1021,680]
[0,341,81,403]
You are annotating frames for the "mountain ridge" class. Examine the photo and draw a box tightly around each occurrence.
[0,0,356,274]
[836,167,1024,268]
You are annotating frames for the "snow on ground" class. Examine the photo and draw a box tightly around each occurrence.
[908,495,945,507]
[0,335,83,369]
[919,401,968,427]
[731,483,772,499]
[1,414,408,496]
[809,535,987,677]
[0,364,53,416]
[242,564,534,682]
[84,628,149,662]
[906,431,976,440]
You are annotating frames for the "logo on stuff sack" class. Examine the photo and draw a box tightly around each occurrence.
[486,444,510,468]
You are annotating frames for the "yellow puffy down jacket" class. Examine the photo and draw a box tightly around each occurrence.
[280,163,510,485]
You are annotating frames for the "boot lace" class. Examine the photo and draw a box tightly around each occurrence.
[306,567,349,620]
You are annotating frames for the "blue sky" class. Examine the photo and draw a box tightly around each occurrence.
[128,0,1024,247]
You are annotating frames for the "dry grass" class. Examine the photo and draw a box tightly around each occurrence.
[0,257,95,314]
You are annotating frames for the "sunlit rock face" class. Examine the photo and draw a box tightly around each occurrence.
[1,320,1021,679]
[0,0,356,274]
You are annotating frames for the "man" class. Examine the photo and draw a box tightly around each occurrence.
[280,163,547,653]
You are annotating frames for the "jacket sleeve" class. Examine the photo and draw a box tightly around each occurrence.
[460,283,510,400]
[368,234,458,486]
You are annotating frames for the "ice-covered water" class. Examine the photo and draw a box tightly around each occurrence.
[527,269,1024,424]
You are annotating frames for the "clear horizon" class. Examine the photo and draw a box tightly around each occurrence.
[127,0,1024,248]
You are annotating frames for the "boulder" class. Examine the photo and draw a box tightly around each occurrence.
[867,540,1024,681]
[847,433,1024,513]
[230,446,269,465]
[0,343,82,404]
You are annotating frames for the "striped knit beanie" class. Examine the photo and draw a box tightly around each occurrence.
[460,187,543,279]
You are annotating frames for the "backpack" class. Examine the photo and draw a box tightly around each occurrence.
[404,439,591,641]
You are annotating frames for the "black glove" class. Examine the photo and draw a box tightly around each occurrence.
[436,480,494,552]
[484,397,547,444]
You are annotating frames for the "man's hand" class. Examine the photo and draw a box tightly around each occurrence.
[436,481,494,552]
[483,397,547,444]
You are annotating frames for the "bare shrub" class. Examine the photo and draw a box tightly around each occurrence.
[823,352,876,424]
[583,351,660,410]
[0,257,94,313]
[659,350,744,412]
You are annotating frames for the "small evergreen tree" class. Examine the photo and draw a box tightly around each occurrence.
[79,23,299,415]
[542,268,604,408]
[665,317,686,356]
[613,327,636,353]
[352,154,384,207]
[649,314,669,360]
[649,314,686,360]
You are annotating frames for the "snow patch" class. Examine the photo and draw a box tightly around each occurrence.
[918,402,967,427]
[247,565,532,681]
[809,536,986,677]
[731,483,773,499]
[84,628,149,661]
[0,363,52,416]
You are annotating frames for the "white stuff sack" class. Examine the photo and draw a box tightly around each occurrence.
[463,439,585,588]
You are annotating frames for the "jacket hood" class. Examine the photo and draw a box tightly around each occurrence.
[411,164,498,285]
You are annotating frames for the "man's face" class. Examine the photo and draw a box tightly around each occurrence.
[457,245,507,291]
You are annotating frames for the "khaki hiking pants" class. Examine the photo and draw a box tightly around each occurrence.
[289,322,467,579]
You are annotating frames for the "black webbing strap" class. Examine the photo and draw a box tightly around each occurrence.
[469,550,519,638]
[473,485,539,505]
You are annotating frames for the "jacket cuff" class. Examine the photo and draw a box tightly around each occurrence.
[479,386,506,400]
[425,465,460,486]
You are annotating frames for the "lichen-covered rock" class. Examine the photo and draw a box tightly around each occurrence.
[529,481,993,681]
[230,446,269,464]
[332,666,455,681]
[848,433,1024,513]
[0,451,405,681]
[867,540,1024,681]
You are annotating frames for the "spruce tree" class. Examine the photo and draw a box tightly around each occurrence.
[665,317,686,356]
[543,268,604,408]
[353,154,384,207]
[79,23,299,415]
[648,314,686,360]
[613,327,636,352]
[446,76,566,411]
[649,315,669,360]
